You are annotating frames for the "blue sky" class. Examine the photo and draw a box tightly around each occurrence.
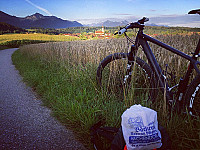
[0,0,200,27]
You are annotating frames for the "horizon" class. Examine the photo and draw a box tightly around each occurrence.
[0,0,200,27]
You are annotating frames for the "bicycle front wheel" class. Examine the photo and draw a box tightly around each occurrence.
[97,53,157,103]
[184,74,200,116]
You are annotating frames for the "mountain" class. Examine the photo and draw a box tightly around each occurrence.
[0,11,83,29]
[86,20,129,27]
[85,19,167,27]
[145,23,169,27]
[25,13,45,21]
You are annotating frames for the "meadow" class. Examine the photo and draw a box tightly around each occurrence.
[12,33,200,149]
[0,33,79,48]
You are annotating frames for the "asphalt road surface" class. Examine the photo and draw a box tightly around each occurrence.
[0,48,87,150]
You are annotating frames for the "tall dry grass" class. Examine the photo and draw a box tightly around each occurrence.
[19,33,200,110]
[17,33,200,149]
[19,33,200,112]
[20,33,200,81]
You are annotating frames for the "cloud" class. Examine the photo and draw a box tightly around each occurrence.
[78,14,200,28]
[170,21,200,28]
[149,9,168,12]
[25,0,52,16]
[148,15,200,27]
[149,9,156,12]
[113,13,133,16]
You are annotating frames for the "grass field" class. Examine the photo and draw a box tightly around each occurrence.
[0,33,80,48]
[0,33,80,43]
[12,33,200,149]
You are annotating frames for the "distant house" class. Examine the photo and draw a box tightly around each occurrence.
[63,33,72,36]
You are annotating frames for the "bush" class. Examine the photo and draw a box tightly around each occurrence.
[0,40,50,48]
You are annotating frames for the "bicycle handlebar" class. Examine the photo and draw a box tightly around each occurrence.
[115,17,149,35]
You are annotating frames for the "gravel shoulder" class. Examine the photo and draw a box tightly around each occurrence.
[0,48,87,150]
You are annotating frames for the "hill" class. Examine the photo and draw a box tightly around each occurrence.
[0,11,83,29]
[87,20,129,27]
[0,22,27,34]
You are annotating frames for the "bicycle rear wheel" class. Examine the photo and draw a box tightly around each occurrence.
[97,53,157,104]
[184,74,200,116]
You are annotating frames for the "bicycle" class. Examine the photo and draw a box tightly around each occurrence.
[96,9,200,117]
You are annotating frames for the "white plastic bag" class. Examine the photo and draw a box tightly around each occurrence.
[121,104,162,150]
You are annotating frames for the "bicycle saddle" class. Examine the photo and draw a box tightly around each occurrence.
[188,9,200,15]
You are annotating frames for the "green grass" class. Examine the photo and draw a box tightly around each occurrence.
[1,39,51,48]
[12,50,126,149]
[12,35,200,149]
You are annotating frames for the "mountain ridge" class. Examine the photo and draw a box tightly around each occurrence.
[84,19,168,27]
[25,13,45,21]
[85,20,129,27]
[0,11,83,29]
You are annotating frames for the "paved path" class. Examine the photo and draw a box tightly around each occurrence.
[0,48,87,150]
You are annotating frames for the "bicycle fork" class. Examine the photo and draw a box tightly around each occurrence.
[123,45,137,86]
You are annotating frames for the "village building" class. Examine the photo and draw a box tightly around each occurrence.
[95,26,105,36]
[63,26,112,39]
[94,26,111,39]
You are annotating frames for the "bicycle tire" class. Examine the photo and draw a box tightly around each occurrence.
[184,74,200,116]
[97,52,157,103]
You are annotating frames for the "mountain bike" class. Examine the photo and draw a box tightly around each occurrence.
[96,10,200,117]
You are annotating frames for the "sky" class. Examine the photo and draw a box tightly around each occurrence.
[0,0,200,27]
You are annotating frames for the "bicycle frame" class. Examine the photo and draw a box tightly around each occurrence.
[132,30,200,102]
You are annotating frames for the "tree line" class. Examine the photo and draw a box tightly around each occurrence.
[0,22,27,34]
[1,22,200,36]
